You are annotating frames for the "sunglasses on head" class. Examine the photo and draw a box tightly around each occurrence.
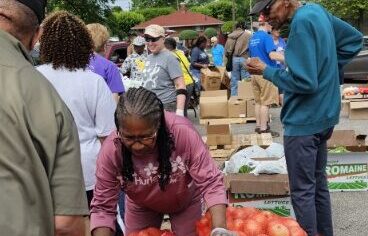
[144,36,162,43]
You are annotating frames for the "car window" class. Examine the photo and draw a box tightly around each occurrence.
[109,47,127,64]
[363,37,368,50]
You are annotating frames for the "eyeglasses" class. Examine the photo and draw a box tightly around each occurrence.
[119,131,158,146]
[144,36,162,43]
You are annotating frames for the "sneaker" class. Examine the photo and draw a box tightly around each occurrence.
[259,129,280,138]
[255,127,261,133]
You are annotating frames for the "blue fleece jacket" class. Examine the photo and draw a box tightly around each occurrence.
[263,3,363,136]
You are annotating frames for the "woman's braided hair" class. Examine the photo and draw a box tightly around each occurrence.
[115,87,175,190]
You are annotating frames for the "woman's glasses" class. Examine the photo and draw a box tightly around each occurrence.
[119,131,157,146]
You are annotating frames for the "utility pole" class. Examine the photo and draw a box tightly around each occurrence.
[232,0,236,30]
[250,0,253,32]
[177,0,180,10]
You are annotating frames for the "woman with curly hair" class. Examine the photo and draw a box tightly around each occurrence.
[90,87,230,236]
[37,11,116,208]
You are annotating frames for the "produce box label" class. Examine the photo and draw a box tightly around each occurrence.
[228,193,295,218]
[327,154,368,192]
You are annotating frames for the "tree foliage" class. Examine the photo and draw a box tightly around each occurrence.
[204,27,218,38]
[135,7,175,21]
[179,30,199,40]
[107,10,145,39]
[47,0,113,23]
[313,0,368,28]
[221,21,236,34]
[190,0,232,21]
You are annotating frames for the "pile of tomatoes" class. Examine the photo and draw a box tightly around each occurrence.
[196,207,307,236]
[128,228,175,236]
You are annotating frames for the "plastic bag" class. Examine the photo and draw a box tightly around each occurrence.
[265,143,284,159]
[250,157,287,175]
[225,145,267,173]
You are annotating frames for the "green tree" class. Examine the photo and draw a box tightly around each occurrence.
[313,0,368,29]
[107,10,145,39]
[221,21,236,33]
[179,30,198,40]
[47,0,114,23]
[135,7,175,21]
[204,27,218,38]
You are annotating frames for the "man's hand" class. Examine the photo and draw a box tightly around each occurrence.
[211,228,236,236]
[245,57,267,75]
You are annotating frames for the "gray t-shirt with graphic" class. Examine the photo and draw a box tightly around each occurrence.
[142,50,183,104]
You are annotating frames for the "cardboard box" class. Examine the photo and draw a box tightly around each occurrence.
[206,125,232,146]
[225,174,295,217]
[326,153,368,192]
[228,97,247,118]
[217,67,230,89]
[200,90,228,118]
[201,67,222,91]
[246,99,256,118]
[327,130,368,192]
[238,80,254,99]
[349,101,368,120]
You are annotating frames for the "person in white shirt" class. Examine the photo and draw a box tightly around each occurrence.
[37,11,116,208]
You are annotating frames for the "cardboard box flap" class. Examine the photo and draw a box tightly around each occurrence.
[225,174,290,195]
[327,130,367,152]
[350,101,368,109]
[207,125,230,135]
[201,90,228,98]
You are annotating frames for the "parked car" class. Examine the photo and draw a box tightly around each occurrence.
[105,41,129,67]
[343,36,368,82]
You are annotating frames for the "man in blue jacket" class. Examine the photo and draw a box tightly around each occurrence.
[246,1,363,236]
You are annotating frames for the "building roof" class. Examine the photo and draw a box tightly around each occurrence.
[132,10,223,30]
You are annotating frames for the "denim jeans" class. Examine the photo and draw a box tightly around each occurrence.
[190,69,201,92]
[284,128,334,236]
[231,57,250,96]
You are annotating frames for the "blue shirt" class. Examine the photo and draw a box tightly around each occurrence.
[249,30,277,67]
[190,47,209,71]
[211,44,224,66]
[263,3,363,136]
[274,37,287,69]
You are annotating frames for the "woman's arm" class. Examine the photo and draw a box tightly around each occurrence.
[209,204,227,229]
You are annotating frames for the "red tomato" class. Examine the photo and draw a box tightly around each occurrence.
[161,230,175,236]
[234,231,248,236]
[267,222,290,236]
[145,227,162,236]
[128,232,140,236]
[233,208,248,220]
[250,212,268,227]
[281,218,300,229]
[242,207,260,218]
[233,219,245,231]
[288,227,307,236]
[256,234,269,236]
[227,218,235,230]
[138,230,150,236]
[198,216,211,228]
[227,206,237,218]
[243,219,265,236]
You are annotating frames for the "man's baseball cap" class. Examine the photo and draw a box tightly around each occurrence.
[16,0,47,24]
[249,0,273,16]
[132,36,146,46]
[144,24,165,38]
[210,37,218,43]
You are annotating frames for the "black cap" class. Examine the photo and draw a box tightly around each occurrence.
[249,0,273,16]
[16,0,46,24]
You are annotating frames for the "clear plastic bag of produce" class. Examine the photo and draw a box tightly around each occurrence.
[265,142,284,159]
[250,157,288,175]
[225,146,267,173]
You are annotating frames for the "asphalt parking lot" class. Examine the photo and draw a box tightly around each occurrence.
[188,106,368,236]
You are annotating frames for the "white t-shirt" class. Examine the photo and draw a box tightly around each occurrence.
[37,65,116,191]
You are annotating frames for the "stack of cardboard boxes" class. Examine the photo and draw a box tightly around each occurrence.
[200,80,256,120]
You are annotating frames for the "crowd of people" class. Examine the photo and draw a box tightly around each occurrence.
[0,0,364,236]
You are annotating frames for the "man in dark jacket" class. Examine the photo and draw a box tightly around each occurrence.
[225,22,252,96]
